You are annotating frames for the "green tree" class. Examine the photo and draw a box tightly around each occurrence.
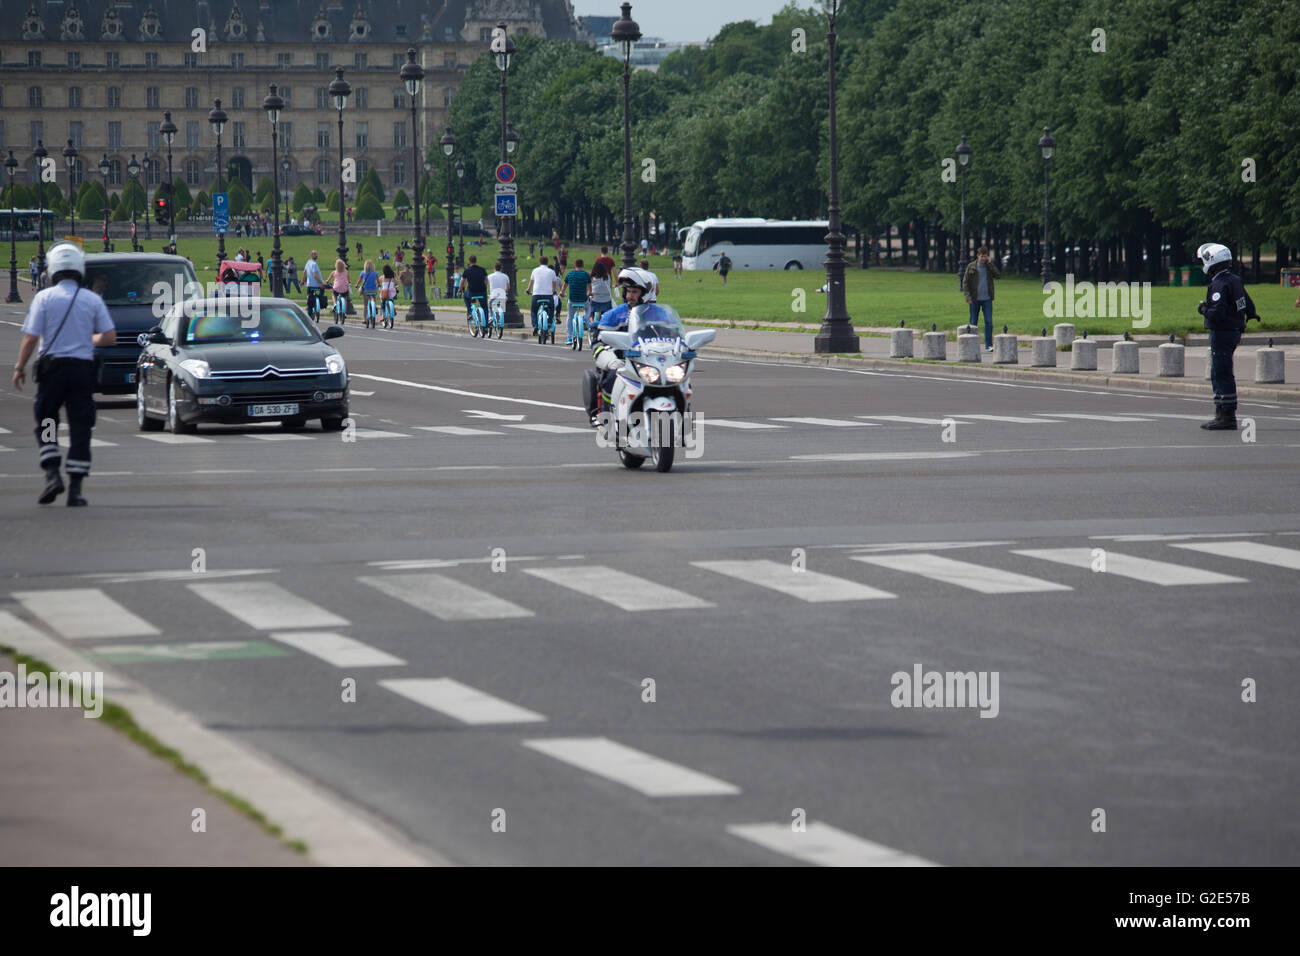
[113,179,146,221]
[77,180,109,222]
[292,182,313,211]
[325,188,340,211]
[193,190,210,213]
[255,176,275,202]
[360,167,385,203]
[228,179,253,215]
[2,183,32,207]
[392,188,411,210]
[354,192,385,220]
[312,186,327,203]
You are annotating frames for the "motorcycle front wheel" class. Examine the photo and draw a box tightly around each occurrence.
[619,449,646,469]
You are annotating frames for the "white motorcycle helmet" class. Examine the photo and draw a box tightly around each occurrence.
[1196,242,1232,274]
[46,242,86,282]
[617,266,657,303]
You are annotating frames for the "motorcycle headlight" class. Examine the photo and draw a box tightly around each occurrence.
[179,359,211,379]
[633,361,660,384]
[325,354,346,375]
[665,362,688,384]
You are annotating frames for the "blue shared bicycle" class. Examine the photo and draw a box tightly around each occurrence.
[468,296,495,338]
[535,298,556,345]
[381,293,396,330]
[566,303,589,351]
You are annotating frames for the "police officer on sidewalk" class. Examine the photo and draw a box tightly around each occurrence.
[1196,243,1259,430]
[11,243,117,505]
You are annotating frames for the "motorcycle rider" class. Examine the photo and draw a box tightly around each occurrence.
[587,267,661,426]
[1196,242,1259,430]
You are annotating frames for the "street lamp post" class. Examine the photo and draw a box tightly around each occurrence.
[612,4,641,270]
[127,154,141,252]
[33,141,48,274]
[329,69,351,269]
[141,152,152,240]
[814,0,859,353]
[491,22,523,327]
[63,139,79,237]
[280,156,292,236]
[98,154,111,252]
[955,134,971,289]
[262,85,285,297]
[422,159,433,237]
[1038,126,1055,289]
[455,157,465,268]
[402,49,434,322]
[439,127,457,302]
[160,111,177,252]
[6,151,20,302]
[209,99,228,270]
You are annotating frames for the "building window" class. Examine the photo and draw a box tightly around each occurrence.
[357,159,369,180]
[146,87,160,110]
[443,88,453,107]
[69,123,83,149]
[186,160,200,186]
[186,122,199,149]
[280,88,292,108]
[317,87,329,109]
[317,123,330,149]
[393,160,406,186]
[108,159,122,187]
[184,52,199,69]
[68,88,82,109]
[277,53,293,68]
[354,53,367,69]
[278,122,292,149]
[232,88,245,109]
[316,159,330,186]
[479,27,492,42]
[106,52,119,69]
[107,122,122,148]
[69,159,84,190]
[106,87,121,109]
[28,87,42,109]
[393,88,405,109]
[185,87,199,109]
[232,122,246,149]
[315,52,330,70]
[393,122,406,148]
[355,88,368,109]
[145,53,159,69]
[355,122,368,150]
[28,51,41,68]
[230,53,245,70]
[444,54,456,69]
[147,122,160,149]
[395,25,407,40]
[67,52,82,70]
[30,121,42,147]
[146,158,161,186]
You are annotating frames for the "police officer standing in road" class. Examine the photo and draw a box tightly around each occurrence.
[11,243,117,505]
[1196,242,1259,430]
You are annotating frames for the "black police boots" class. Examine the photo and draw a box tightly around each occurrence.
[38,466,65,504]
[1201,409,1238,430]
[66,475,87,507]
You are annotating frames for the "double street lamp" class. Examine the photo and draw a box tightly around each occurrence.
[492,21,523,327]
[439,127,457,300]
[160,111,177,252]
[401,48,434,322]
[1038,126,1055,289]
[455,157,465,268]
[329,68,351,268]
[955,134,971,287]
[281,156,292,236]
[262,84,285,297]
[6,150,20,303]
[141,151,153,240]
[127,154,142,252]
[209,99,227,270]
[63,139,79,237]
[612,4,641,270]
[98,154,111,252]
[33,141,48,274]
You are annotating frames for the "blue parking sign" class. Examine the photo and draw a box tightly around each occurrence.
[495,194,517,217]
[213,192,229,235]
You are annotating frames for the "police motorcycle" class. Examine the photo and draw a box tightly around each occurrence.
[582,303,715,472]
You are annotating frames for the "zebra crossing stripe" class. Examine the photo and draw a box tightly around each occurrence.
[727,822,938,866]
[958,414,1058,424]
[359,573,534,620]
[137,433,215,444]
[381,678,545,724]
[1013,548,1246,586]
[855,415,961,425]
[771,417,876,427]
[704,419,786,429]
[524,567,713,611]
[1170,541,1300,571]
[270,631,405,668]
[1039,413,1155,422]
[12,588,161,640]
[415,426,505,436]
[523,737,740,796]
[692,560,895,602]
[504,423,591,434]
[852,553,1070,594]
[188,582,349,630]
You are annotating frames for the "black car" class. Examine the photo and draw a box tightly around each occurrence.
[136,296,349,433]
[85,253,199,395]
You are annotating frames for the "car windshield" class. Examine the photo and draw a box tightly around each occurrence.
[183,304,319,344]
[85,261,197,307]
[628,303,685,340]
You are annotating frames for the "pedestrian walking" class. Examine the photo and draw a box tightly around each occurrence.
[1197,242,1260,430]
[12,244,116,506]
[399,262,413,301]
[559,244,569,271]
[595,246,616,281]
[29,255,39,287]
[962,245,1000,351]
[714,252,732,286]
[673,252,683,278]
[283,255,302,294]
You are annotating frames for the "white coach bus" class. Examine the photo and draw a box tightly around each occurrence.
[681,218,829,271]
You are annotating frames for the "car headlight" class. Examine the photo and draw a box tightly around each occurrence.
[665,362,688,384]
[325,354,346,375]
[633,362,660,384]
[179,359,211,379]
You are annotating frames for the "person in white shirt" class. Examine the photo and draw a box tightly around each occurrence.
[487,261,510,320]
[525,256,559,332]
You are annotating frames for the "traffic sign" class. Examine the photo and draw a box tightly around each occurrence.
[212,192,229,235]
[495,194,517,217]
[495,163,516,184]
[494,183,517,195]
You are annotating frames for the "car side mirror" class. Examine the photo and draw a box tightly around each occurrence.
[323,325,344,340]
[684,329,716,350]
[141,327,169,345]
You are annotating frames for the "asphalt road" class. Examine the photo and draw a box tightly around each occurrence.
[2,312,1298,866]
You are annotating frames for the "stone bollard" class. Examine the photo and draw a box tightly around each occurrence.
[923,331,947,360]
[1054,323,1075,350]
[957,332,982,362]
[1031,331,1057,367]
[1072,338,1098,370]
[889,326,914,358]
[1256,343,1285,383]
[1112,340,1140,373]
[993,333,1018,364]
[1157,338,1185,377]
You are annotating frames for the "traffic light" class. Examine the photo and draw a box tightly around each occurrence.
[154,197,169,224]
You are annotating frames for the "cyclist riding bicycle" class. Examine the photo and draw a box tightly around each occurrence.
[380,265,398,327]
[525,256,560,332]
[356,259,380,326]
[487,261,510,326]
[461,255,490,329]
[327,258,350,323]
[563,258,591,344]
[303,250,327,322]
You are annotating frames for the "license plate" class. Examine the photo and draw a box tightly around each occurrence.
[250,403,299,417]
[125,373,136,384]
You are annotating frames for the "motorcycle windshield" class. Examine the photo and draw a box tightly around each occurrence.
[629,303,685,341]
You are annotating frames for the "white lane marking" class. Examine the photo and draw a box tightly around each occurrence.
[1089,532,1269,542]
[840,540,1017,553]
[57,435,115,447]
[82,568,273,584]
[958,414,1059,424]
[415,426,506,436]
[354,427,411,439]
[358,572,533,620]
[188,582,349,630]
[792,451,978,461]
[728,822,938,866]
[1171,541,1300,571]
[136,433,216,444]
[855,415,963,425]
[269,631,405,668]
[771,417,876,427]
[463,409,526,421]
[523,737,739,797]
[349,390,376,396]
[852,553,1070,594]
[1129,413,1210,420]
[524,567,713,611]
[366,555,545,569]
[0,426,11,434]
[504,423,591,434]
[693,559,895,602]
[1013,548,1247,586]
[349,372,584,411]
[1039,413,1156,422]
[247,433,315,441]
[704,419,787,429]
[13,589,160,639]
[0,444,13,452]
[381,678,545,724]
[0,609,53,645]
